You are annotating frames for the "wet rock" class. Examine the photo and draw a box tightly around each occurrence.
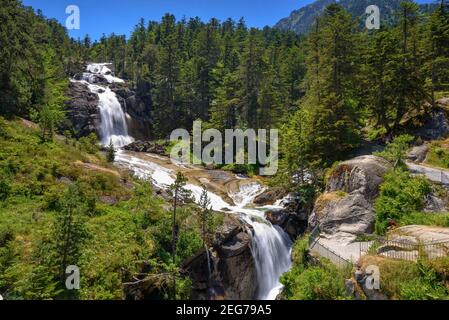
[124,140,168,155]
[265,210,289,226]
[253,188,287,206]
[111,81,153,140]
[184,214,257,300]
[217,232,251,258]
[310,156,392,239]
[264,193,310,240]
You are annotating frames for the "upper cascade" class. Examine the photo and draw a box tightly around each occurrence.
[73,63,134,147]
[83,63,125,84]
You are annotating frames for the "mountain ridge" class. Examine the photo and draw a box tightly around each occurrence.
[275,0,437,34]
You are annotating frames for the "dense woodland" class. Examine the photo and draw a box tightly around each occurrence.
[1,0,449,300]
[2,0,449,175]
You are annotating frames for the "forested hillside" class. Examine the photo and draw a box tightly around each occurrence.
[1,0,449,301]
[275,0,437,34]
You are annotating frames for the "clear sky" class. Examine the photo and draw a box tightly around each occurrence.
[21,0,317,40]
[22,0,434,41]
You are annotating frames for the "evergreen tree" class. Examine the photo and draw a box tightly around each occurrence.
[51,184,88,283]
[169,172,188,300]
[106,140,116,162]
[293,4,360,168]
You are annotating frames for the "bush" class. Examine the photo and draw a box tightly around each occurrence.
[0,179,11,201]
[0,226,14,247]
[79,133,100,154]
[374,169,432,234]
[400,279,448,300]
[281,259,349,300]
[426,139,449,169]
[375,134,414,168]
[280,236,350,300]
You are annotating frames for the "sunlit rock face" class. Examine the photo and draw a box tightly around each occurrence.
[309,155,392,242]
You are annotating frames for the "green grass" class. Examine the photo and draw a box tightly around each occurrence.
[359,256,449,300]
[280,236,352,300]
[0,117,206,300]
[425,139,449,169]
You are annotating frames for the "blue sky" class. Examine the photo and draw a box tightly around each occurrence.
[22,0,433,41]
[22,0,315,40]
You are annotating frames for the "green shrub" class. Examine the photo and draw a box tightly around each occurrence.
[79,133,99,154]
[399,212,449,228]
[375,134,414,168]
[374,169,432,234]
[281,259,349,300]
[426,140,449,169]
[0,226,14,247]
[0,179,11,201]
[400,279,448,300]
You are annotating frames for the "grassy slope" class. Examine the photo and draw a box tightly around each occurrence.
[0,117,203,300]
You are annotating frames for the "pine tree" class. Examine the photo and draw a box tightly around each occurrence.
[52,184,88,284]
[37,47,68,142]
[426,0,449,103]
[198,185,212,247]
[106,140,116,162]
[296,4,360,168]
[169,172,188,300]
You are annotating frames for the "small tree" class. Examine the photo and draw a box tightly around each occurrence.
[106,140,116,162]
[38,47,67,142]
[375,134,415,169]
[198,185,212,248]
[169,172,189,300]
[52,184,88,284]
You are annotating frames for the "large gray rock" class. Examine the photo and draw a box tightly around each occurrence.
[123,214,256,301]
[62,81,100,138]
[309,156,392,239]
[111,82,153,140]
[183,214,257,300]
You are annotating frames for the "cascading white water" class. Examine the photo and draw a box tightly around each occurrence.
[229,184,292,300]
[115,151,292,300]
[89,84,134,147]
[79,62,292,300]
[73,63,134,147]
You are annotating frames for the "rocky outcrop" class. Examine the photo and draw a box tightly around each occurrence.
[123,140,168,156]
[309,156,392,240]
[184,214,256,300]
[406,144,429,163]
[123,214,256,301]
[253,188,288,206]
[265,194,309,240]
[111,82,152,140]
[390,225,449,244]
[62,81,100,138]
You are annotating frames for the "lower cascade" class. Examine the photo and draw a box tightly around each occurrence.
[83,62,292,300]
[115,151,292,300]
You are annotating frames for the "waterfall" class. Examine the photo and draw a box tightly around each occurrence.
[229,184,292,300]
[115,151,292,300]
[74,63,134,147]
[79,62,292,300]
